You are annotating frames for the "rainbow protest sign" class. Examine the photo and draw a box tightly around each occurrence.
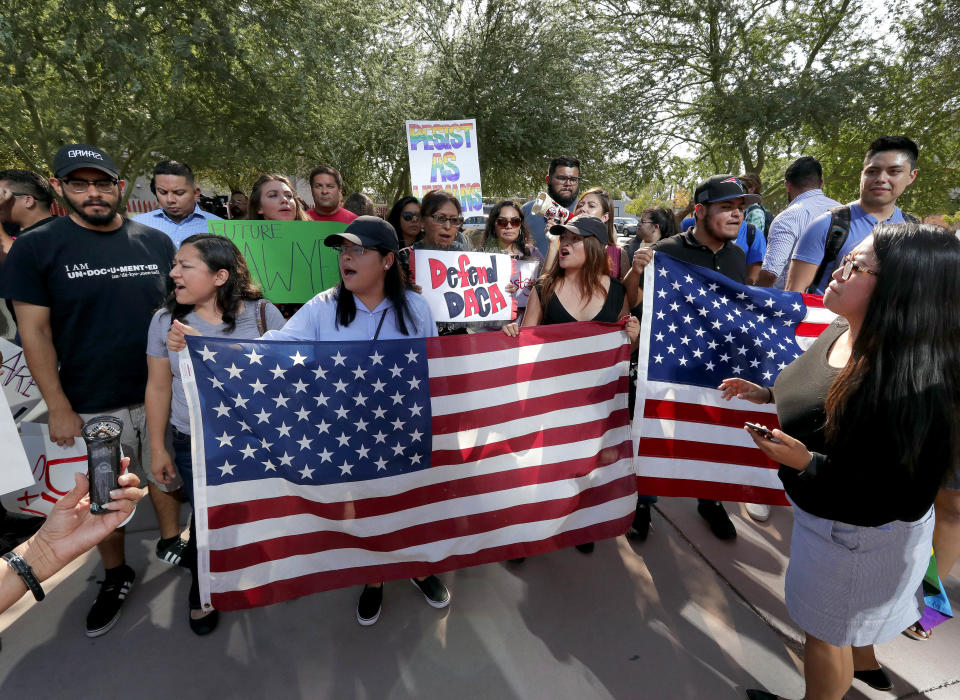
[405,119,483,213]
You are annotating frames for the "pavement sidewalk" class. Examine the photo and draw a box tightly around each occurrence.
[0,498,956,699]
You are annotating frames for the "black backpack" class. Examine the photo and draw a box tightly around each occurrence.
[806,205,919,294]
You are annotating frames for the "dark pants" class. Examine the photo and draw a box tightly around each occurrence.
[171,427,201,609]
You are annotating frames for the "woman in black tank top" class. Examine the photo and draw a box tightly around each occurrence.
[502,215,639,557]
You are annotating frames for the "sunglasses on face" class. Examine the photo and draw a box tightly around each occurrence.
[838,254,878,281]
[429,214,463,228]
[495,217,521,228]
[400,211,421,222]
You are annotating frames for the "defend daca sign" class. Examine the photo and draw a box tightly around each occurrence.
[414,250,513,323]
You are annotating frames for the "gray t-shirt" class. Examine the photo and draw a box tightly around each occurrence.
[146,300,285,433]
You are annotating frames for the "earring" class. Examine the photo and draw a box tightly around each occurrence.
[384,265,389,270]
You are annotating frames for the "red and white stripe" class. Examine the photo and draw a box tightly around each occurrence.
[199,323,634,610]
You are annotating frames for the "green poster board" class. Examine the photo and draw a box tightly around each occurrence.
[208,220,343,303]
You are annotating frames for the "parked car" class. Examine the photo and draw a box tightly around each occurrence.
[463,214,488,228]
[614,216,638,235]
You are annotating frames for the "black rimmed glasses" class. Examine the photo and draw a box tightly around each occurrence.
[62,178,119,194]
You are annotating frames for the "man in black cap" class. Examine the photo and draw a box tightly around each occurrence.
[0,144,181,637]
[626,175,760,541]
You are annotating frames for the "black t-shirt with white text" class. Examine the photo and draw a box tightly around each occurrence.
[0,216,175,412]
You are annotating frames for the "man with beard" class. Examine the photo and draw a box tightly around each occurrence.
[521,156,581,257]
[628,175,759,541]
[0,144,177,637]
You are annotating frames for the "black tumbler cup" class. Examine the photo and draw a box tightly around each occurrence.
[81,416,124,514]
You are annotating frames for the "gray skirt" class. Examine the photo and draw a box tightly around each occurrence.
[785,497,934,647]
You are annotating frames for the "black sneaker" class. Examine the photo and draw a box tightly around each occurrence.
[411,576,450,609]
[626,503,651,541]
[156,536,189,567]
[697,500,737,540]
[357,585,383,626]
[85,565,135,638]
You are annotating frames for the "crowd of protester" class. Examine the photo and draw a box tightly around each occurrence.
[0,138,958,700]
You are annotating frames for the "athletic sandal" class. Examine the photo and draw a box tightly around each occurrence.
[902,621,932,641]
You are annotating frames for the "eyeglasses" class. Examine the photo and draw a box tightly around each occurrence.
[429,214,463,228]
[496,217,521,228]
[838,254,878,281]
[400,211,420,222]
[639,219,655,225]
[61,178,118,194]
[552,175,580,185]
[335,244,367,258]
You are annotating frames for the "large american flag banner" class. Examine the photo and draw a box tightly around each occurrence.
[633,253,835,505]
[181,323,634,610]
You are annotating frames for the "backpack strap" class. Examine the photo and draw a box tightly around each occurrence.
[256,298,268,336]
[807,205,851,294]
[746,223,756,249]
[902,211,920,223]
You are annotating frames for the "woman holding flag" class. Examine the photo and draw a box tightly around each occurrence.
[168,216,443,628]
[719,224,960,700]
[503,214,639,557]
[145,233,286,635]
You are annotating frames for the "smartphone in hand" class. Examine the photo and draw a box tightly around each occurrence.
[744,422,776,440]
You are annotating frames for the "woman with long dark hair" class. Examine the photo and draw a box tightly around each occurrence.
[145,233,285,635]
[503,215,639,557]
[623,206,678,307]
[165,218,444,627]
[722,224,960,700]
[479,200,543,327]
[387,196,422,250]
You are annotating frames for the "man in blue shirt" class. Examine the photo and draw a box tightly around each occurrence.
[787,136,918,294]
[757,157,840,289]
[521,156,581,257]
[133,161,221,246]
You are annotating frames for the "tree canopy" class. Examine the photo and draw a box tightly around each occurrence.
[0,0,955,215]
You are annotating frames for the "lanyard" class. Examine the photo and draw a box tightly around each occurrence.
[373,308,388,341]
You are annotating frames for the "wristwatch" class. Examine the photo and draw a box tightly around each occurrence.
[3,551,45,601]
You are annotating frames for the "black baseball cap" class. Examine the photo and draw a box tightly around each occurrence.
[324,215,399,253]
[550,215,609,245]
[694,175,761,206]
[53,144,120,180]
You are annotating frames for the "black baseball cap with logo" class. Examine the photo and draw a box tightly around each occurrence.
[549,215,609,245]
[694,175,762,206]
[324,216,399,253]
[53,144,120,180]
